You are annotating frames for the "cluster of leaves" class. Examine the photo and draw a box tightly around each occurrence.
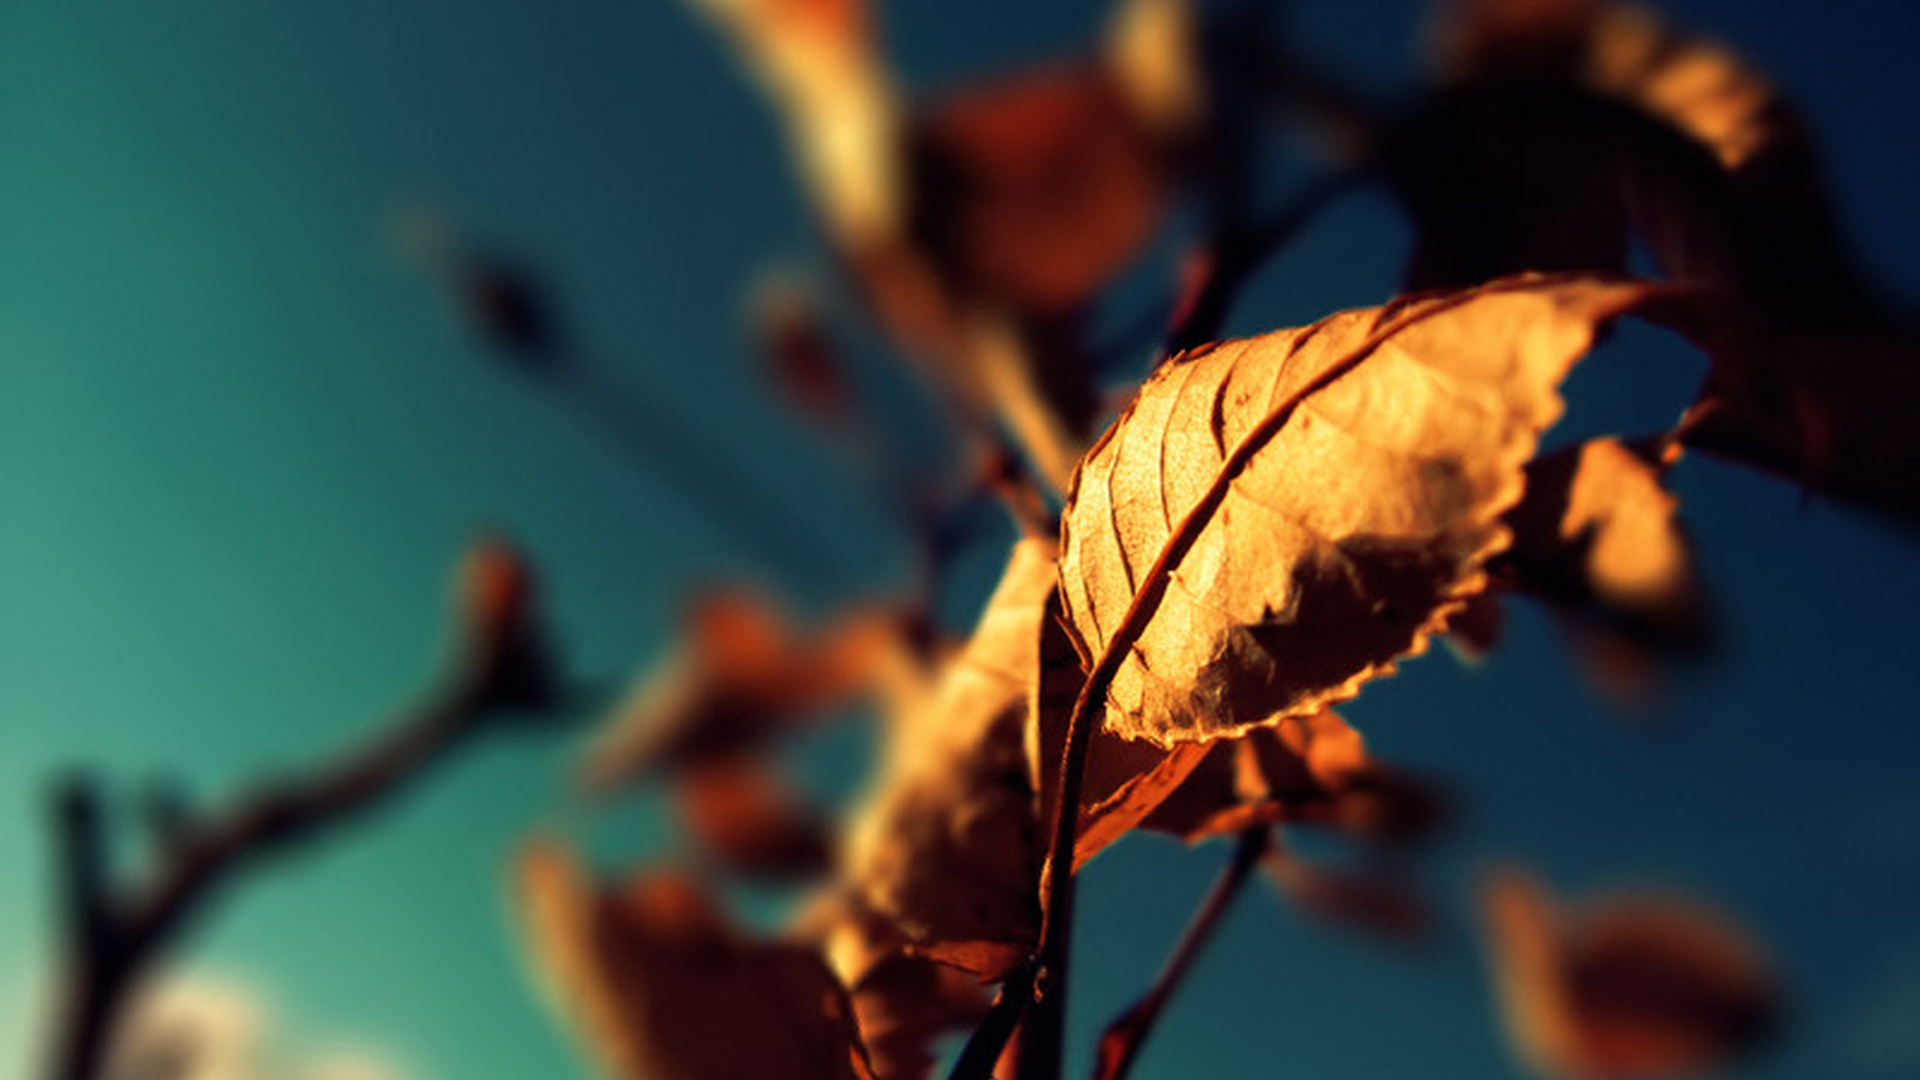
[508,1,1915,1079]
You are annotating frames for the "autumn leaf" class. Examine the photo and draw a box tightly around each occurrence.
[1480,866,1779,1080]
[673,754,834,881]
[1263,847,1429,944]
[1058,274,1660,745]
[1420,0,1920,516]
[579,587,893,791]
[514,841,875,1080]
[1494,435,1711,699]
[839,538,1054,976]
[792,896,994,1080]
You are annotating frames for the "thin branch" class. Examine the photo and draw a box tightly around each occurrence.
[944,962,1038,1080]
[1162,170,1361,358]
[1090,828,1271,1080]
[43,543,564,1080]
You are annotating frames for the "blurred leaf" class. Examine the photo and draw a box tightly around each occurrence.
[515,841,875,1080]
[840,539,1054,977]
[580,588,895,791]
[1480,866,1780,1080]
[674,754,834,881]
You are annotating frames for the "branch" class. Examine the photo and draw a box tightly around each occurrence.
[42,539,565,1080]
[1162,170,1360,357]
[1091,828,1270,1080]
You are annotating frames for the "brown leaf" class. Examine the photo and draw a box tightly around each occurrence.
[1666,304,1920,519]
[1499,436,1709,655]
[840,538,1054,976]
[907,64,1171,319]
[1058,274,1660,745]
[792,895,994,1080]
[1263,848,1430,944]
[1479,866,1779,1080]
[674,755,834,881]
[514,842,875,1080]
[580,588,893,791]
[1428,1,1920,516]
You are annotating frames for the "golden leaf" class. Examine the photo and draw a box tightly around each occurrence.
[1497,436,1710,696]
[1058,274,1659,745]
[840,538,1054,975]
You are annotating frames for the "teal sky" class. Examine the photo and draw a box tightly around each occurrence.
[5,2,1920,1078]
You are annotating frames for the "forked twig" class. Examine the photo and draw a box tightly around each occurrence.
[42,541,565,1080]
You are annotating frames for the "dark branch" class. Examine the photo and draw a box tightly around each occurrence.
[42,541,564,1080]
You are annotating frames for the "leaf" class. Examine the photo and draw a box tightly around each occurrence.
[579,588,893,790]
[1665,303,1920,520]
[514,842,875,1080]
[840,538,1053,976]
[1496,435,1711,698]
[1263,848,1429,944]
[689,0,904,248]
[674,754,834,881]
[1425,1,1920,516]
[1480,866,1779,1080]
[1058,274,1660,745]
[792,896,993,1080]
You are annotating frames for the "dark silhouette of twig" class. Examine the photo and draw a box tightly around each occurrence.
[1161,170,1361,358]
[1090,827,1271,1080]
[42,540,567,1080]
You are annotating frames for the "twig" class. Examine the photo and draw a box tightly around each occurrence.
[42,543,563,1080]
[1090,828,1271,1080]
[1162,170,1361,358]
[943,962,1038,1080]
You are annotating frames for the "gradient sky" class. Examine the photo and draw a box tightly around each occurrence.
[5,2,1920,1078]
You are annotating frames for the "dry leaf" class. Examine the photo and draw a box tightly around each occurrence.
[907,63,1171,319]
[514,842,874,1080]
[1666,305,1920,519]
[840,538,1054,976]
[1058,274,1659,745]
[1498,436,1709,654]
[689,0,903,248]
[580,588,892,791]
[1480,866,1779,1080]
[674,754,834,880]
[791,895,994,1080]
[1264,847,1429,944]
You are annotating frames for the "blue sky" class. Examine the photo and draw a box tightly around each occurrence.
[5,1,1920,1078]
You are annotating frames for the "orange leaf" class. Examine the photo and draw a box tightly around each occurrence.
[1480,866,1779,1080]
[515,842,875,1080]
[1058,274,1661,745]
[840,539,1054,975]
